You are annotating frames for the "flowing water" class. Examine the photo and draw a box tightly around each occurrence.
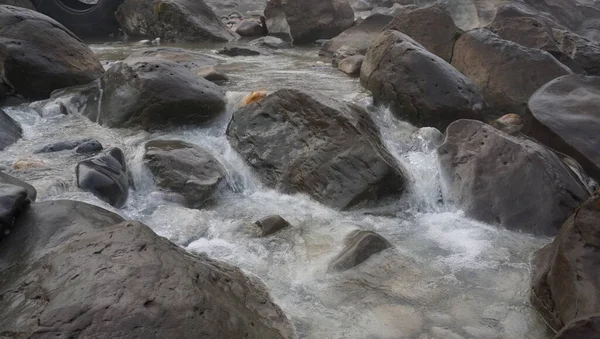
[0,43,554,339]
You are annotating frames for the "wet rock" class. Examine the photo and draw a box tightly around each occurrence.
[0,0,34,9]
[555,314,600,339]
[332,45,359,67]
[320,13,393,56]
[144,140,225,208]
[0,6,104,100]
[115,0,237,42]
[451,28,572,116]
[235,18,265,37]
[125,47,220,73]
[490,114,524,135]
[0,109,21,151]
[76,147,130,208]
[197,66,229,84]
[527,74,600,182]
[75,140,103,154]
[361,30,485,131]
[227,89,408,209]
[328,230,392,271]
[218,46,261,56]
[54,56,226,129]
[0,200,295,338]
[338,55,364,76]
[0,172,36,201]
[255,215,290,236]
[248,36,291,49]
[384,3,462,62]
[0,182,29,239]
[264,0,355,44]
[34,138,102,154]
[409,127,443,153]
[531,192,600,332]
[438,119,590,236]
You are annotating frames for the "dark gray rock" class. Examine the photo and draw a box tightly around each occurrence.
[338,55,364,76]
[384,3,462,62]
[0,171,36,202]
[255,215,290,236]
[124,48,220,74]
[0,183,29,239]
[527,74,600,182]
[531,192,600,332]
[218,46,261,56]
[34,138,102,154]
[328,230,392,271]
[361,30,485,131]
[227,89,408,209]
[0,0,34,9]
[0,6,104,100]
[264,0,355,44]
[76,147,130,208]
[555,314,600,339]
[248,36,291,49]
[438,119,590,236]
[197,66,229,84]
[0,109,21,151]
[53,56,226,129]
[0,200,295,338]
[144,140,225,208]
[320,13,393,56]
[115,0,237,42]
[75,140,103,154]
[451,28,572,116]
[235,18,265,37]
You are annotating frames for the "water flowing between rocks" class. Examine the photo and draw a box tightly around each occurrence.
[0,43,554,339]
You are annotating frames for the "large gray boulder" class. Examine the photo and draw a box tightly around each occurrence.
[531,192,600,332]
[227,89,408,209]
[54,56,226,129]
[438,119,590,236]
[361,30,485,131]
[0,200,294,338]
[0,172,36,202]
[144,140,226,208]
[527,75,600,182]
[76,147,130,208]
[0,109,21,151]
[264,0,355,44]
[115,0,237,42]
[384,3,462,62]
[555,314,600,339]
[320,13,393,56]
[451,28,572,116]
[0,6,104,100]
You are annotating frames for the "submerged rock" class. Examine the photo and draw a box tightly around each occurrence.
[328,230,392,271]
[438,119,590,236]
[0,200,295,338]
[0,109,21,151]
[34,138,102,154]
[264,0,355,44]
[361,30,485,131]
[255,215,291,236]
[227,89,408,209]
[527,74,600,182]
[531,192,600,332]
[75,140,103,154]
[116,0,237,42]
[76,147,130,208]
[0,6,104,100]
[144,140,225,208]
[125,47,220,73]
[218,46,261,56]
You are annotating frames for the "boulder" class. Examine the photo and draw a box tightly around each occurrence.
[197,66,229,84]
[332,45,359,67]
[338,55,364,76]
[0,0,34,9]
[75,140,103,154]
[235,18,265,37]
[0,6,104,100]
[264,0,355,44]
[144,140,225,208]
[361,30,485,131]
[0,200,294,338]
[555,314,600,339]
[328,230,392,271]
[76,147,130,208]
[125,47,220,73]
[384,3,462,62]
[248,36,291,49]
[218,46,261,56]
[451,28,572,116]
[34,138,102,154]
[0,109,21,151]
[115,0,237,42]
[531,192,600,331]
[255,215,290,236]
[553,30,600,76]
[227,89,408,209]
[320,13,394,56]
[0,172,36,201]
[0,183,30,239]
[438,119,590,236]
[527,75,600,182]
[54,57,226,129]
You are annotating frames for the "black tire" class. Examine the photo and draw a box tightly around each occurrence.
[32,0,123,38]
